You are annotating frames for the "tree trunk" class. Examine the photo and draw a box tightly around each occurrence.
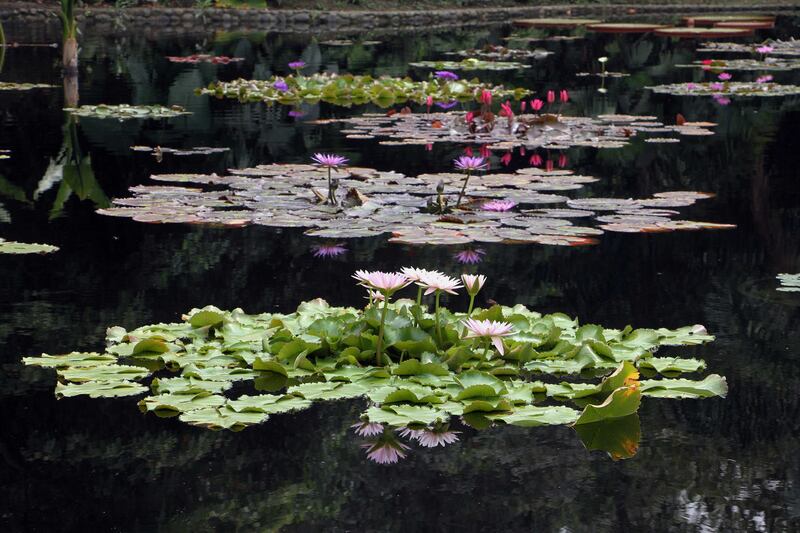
[63,37,78,74]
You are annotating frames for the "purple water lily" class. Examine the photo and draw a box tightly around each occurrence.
[718,72,732,81]
[709,82,724,91]
[435,70,459,81]
[481,199,517,212]
[312,243,348,258]
[454,248,486,265]
[273,79,289,92]
[756,75,773,84]
[436,100,458,110]
[288,60,306,70]
[453,156,488,208]
[311,153,348,205]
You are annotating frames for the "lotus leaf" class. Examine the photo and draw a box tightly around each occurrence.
[55,380,148,398]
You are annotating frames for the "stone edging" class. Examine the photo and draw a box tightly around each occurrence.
[2,2,799,36]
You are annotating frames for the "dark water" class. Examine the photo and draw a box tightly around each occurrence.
[1,15,800,532]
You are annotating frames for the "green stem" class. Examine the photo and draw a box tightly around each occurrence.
[434,291,442,347]
[375,295,389,366]
[467,294,476,316]
[455,170,471,208]
[415,286,423,307]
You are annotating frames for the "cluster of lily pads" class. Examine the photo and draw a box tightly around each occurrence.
[409,58,530,72]
[698,39,800,57]
[319,110,715,150]
[95,161,733,246]
[64,104,192,120]
[197,73,529,108]
[677,58,800,72]
[0,239,58,254]
[166,54,244,64]
[0,82,54,91]
[131,145,230,161]
[23,268,727,436]
[648,80,800,98]
[776,273,800,292]
[445,45,553,61]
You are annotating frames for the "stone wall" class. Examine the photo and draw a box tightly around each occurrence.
[2,2,798,38]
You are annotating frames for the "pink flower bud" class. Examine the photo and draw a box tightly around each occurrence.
[545,159,554,172]
[465,111,475,123]
[529,154,542,167]
[531,99,544,111]
[501,152,512,166]
[521,100,527,112]
[480,89,492,105]
[558,153,568,168]
[560,89,569,103]
[547,90,555,104]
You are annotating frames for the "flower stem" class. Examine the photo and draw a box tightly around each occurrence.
[467,294,476,316]
[455,170,471,207]
[376,295,389,366]
[327,167,334,205]
[434,291,442,347]
[416,286,423,307]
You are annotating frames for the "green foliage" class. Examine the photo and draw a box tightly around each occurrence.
[23,298,727,432]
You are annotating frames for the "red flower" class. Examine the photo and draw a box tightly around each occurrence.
[547,90,555,104]
[559,89,569,103]
[499,101,513,117]
[545,159,554,172]
[464,146,473,156]
[480,89,492,105]
[465,111,475,123]
[531,98,544,111]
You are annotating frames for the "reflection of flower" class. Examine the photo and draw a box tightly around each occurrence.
[311,153,348,168]
[361,438,410,464]
[462,318,514,354]
[500,152,512,166]
[685,82,698,90]
[454,155,488,172]
[417,428,461,448]
[311,242,347,258]
[351,421,385,437]
[273,79,288,92]
[454,248,485,264]
[756,75,773,84]
[559,89,569,103]
[547,90,555,104]
[435,70,459,80]
[436,100,458,109]
[288,109,306,118]
[529,153,542,167]
[481,199,516,212]
[718,72,732,81]
[713,95,731,106]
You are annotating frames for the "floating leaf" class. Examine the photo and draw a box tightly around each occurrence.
[179,406,267,431]
[64,104,191,120]
[776,273,800,292]
[0,239,58,254]
[55,380,147,398]
[409,58,530,71]
[0,82,55,91]
[640,375,728,399]
[22,352,117,368]
[573,385,642,425]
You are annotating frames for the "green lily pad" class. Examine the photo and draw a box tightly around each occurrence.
[64,104,191,120]
[55,380,148,399]
[0,239,58,254]
[640,375,728,399]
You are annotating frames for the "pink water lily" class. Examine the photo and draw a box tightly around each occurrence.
[461,274,486,295]
[482,199,516,212]
[352,270,410,294]
[529,153,542,166]
[718,72,732,81]
[400,267,440,282]
[288,60,306,70]
[756,45,774,54]
[416,428,460,448]
[499,101,513,117]
[547,90,555,104]
[454,155,488,172]
[480,89,492,105]
[500,152,512,167]
[361,440,410,464]
[311,153,348,168]
[558,153,568,168]
[560,89,569,103]
[311,243,347,258]
[462,318,514,354]
[756,75,773,84]
[416,271,462,296]
[531,98,544,111]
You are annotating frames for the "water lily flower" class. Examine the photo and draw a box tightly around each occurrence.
[598,56,608,64]
[482,199,516,212]
[685,82,698,90]
[499,101,514,117]
[351,421,385,437]
[462,318,514,355]
[353,270,410,295]
[454,248,485,265]
[718,72,732,81]
[361,439,410,464]
[756,45,774,54]
[454,155,488,172]
[547,90,555,104]
[701,59,713,66]
[519,146,526,156]
[464,146,473,156]
[465,111,475,123]
[461,274,486,296]
[311,242,347,258]
[480,89,492,105]
[558,153,568,168]
[520,100,527,112]
[273,79,289,92]
[426,95,433,112]
[500,152,512,167]
[365,289,386,303]
[713,95,731,106]
[425,143,433,151]
[435,70,459,80]
[479,145,490,159]
[709,82,724,91]
[453,155,488,207]
[529,153,542,166]
[756,75,773,84]
[416,271,462,296]
[436,100,458,110]
[531,98,544,111]
[288,60,306,70]
[401,267,441,306]
[559,89,569,103]
[312,153,349,205]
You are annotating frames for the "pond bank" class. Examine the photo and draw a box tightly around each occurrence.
[2,2,799,36]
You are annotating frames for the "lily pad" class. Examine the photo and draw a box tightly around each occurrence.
[512,18,602,28]
[588,23,669,33]
[409,58,530,71]
[64,104,191,120]
[0,239,58,254]
[654,27,753,38]
[776,273,800,292]
[648,81,800,97]
[0,82,55,91]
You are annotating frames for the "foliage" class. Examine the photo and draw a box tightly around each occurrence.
[0,239,58,254]
[409,58,530,71]
[64,104,192,120]
[198,73,530,108]
[648,82,800,97]
[24,294,726,432]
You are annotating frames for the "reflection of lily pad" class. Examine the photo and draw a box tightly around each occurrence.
[409,58,529,71]
[648,81,800,97]
[65,104,191,120]
[513,18,601,28]
[654,27,753,38]
[0,239,58,254]
[0,82,55,91]
[587,23,668,33]
[320,39,381,46]
[574,414,640,460]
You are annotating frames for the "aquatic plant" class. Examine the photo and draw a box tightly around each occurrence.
[676,58,800,72]
[447,45,552,61]
[454,248,485,265]
[166,54,244,64]
[776,273,800,292]
[96,163,735,246]
[453,155,488,207]
[698,40,800,57]
[23,270,728,434]
[311,153,348,205]
[461,274,486,316]
[648,81,800,97]
[198,73,529,108]
[0,239,58,254]
[59,0,78,72]
[410,58,530,71]
[64,104,191,120]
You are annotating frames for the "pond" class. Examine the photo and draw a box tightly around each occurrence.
[1,12,800,532]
